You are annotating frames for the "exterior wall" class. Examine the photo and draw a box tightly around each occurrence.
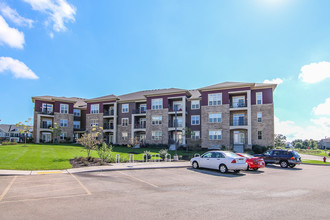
[251,88,273,105]
[146,93,187,110]
[201,104,230,148]
[145,109,169,145]
[87,102,104,114]
[54,112,74,142]
[201,87,251,106]
[54,101,74,114]
[251,104,274,147]
[186,99,202,146]
[34,100,54,113]
[85,113,103,132]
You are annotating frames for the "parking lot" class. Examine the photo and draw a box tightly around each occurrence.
[1,164,330,220]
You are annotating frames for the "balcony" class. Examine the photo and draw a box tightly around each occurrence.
[134,109,147,114]
[168,107,183,113]
[40,123,52,129]
[38,110,54,115]
[103,110,115,116]
[168,122,183,128]
[230,118,248,126]
[229,102,247,108]
[104,124,114,130]
[134,124,146,129]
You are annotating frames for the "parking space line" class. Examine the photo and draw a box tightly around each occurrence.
[69,173,92,195]
[0,176,17,201]
[0,194,88,204]
[117,171,159,188]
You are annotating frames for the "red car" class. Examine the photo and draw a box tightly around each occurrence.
[236,153,265,171]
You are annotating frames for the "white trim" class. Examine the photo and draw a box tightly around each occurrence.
[60,119,68,127]
[208,93,222,106]
[256,92,263,105]
[257,112,262,123]
[191,115,200,125]
[208,113,222,123]
[60,104,69,114]
[122,118,129,126]
[91,104,100,114]
[191,100,200,109]
[122,104,129,113]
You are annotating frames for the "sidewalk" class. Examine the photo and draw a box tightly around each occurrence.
[0,161,191,176]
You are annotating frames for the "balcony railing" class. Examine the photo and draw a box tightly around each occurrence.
[38,110,54,115]
[168,107,183,112]
[134,124,146,129]
[230,102,247,108]
[168,122,183,128]
[104,124,114,130]
[230,118,248,126]
[103,110,115,116]
[134,109,147,114]
[40,124,52,129]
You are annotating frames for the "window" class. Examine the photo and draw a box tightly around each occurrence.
[152,131,162,140]
[258,131,262,140]
[122,118,129,126]
[191,131,200,140]
[209,130,222,140]
[74,109,81,117]
[208,93,222,106]
[122,104,129,113]
[90,119,98,127]
[60,119,67,127]
[257,112,262,122]
[172,101,182,111]
[209,113,222,123]
[152,116,162,125]
[91,104,99,114]
[42,103,53,114]
[202,152,212,158]
[191,100,200,109]
[256,92,263,105]
[191,115,200,125]
[122,132,128,141]
[73,121,80,129]
[140,104,147,113]
[152,98,163,110]
[60,104,68,114]
[60,132,67,140]
[173,117,183,127]
[232,96,245,108]
[42,119,52,128]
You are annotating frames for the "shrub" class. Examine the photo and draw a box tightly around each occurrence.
[97,142,113,162]
[252,145,268,154]
[1,141,18,145]
[159,149,168,160]
[221,145,226,150]
[143,150,152,161]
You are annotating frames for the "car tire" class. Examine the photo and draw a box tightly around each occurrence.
[289,164,296,168]
[192,161,199,169]
[219,164,228,173]
[253,168,259,171]
[246,165,250,171]
[280,160,288,168]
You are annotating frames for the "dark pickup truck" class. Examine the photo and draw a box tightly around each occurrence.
[255,149,301,168]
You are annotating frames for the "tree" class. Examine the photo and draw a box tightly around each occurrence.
[97,142,113,162]
[50,123,62,143]
[77,126,103,158]
[294,142,303,149]
[274,134,287,148]
[16,118,32,146]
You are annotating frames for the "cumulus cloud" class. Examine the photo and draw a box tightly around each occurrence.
[263,78,283,85]
[299,61,330,83]
[0,57,39,79]
[275,116,330,141]
[0,15,25,49]
[313,98,330,116]
[0,3,33,28]
[23,0,76,34]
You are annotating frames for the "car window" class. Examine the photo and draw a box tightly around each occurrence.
[264,151,272,156]
[282,151,290,156]
[273,151,281,156]
[223,152,239,158]
[202,152,212,158]
[212,152,224,158]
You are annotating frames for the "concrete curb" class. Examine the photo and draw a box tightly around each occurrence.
[302,163,330,167]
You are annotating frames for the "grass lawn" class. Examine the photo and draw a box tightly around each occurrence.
[296,149,329,157]
[0,143,206,170]
[302,159,330,165]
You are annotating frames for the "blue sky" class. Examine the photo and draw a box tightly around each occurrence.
[0,0,330,141]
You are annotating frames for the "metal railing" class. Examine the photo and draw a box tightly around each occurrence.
[230,118,248,126]
[103,110,115,116]
[104,124,114,129]
[168,107,183,112]
[134,109,147,114]
[38,110,54,115]
[40,124,52,129]
[168,122,183,128]
[134,124,146,129]
[229,102,247,108]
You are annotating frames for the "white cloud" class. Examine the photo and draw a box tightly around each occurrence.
[313,98,330,116]
[299,61,330,83]
[0,57,39,79]
[0,15,25,49]
[275,116,330,141]
[0,3,33,28]
[23,0,76,33]
[263,78,283,85]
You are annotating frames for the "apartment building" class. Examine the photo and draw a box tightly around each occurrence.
[32,82,276,151]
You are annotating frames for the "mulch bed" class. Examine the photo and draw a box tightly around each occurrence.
[70,157,112,168]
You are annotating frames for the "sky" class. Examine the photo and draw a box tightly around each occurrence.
[0,0,330,141]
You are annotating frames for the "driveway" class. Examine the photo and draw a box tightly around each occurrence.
[0,164,330,220]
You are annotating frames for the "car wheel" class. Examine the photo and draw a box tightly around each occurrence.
[289,164,296,168]
[280,160,288,168]
[246,165,250,171]
[233,170,240,174]
[253,168,259,171]
[192,161,199,169]
[219,164,228,173]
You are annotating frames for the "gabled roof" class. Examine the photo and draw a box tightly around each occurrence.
[0,124,22,133]
[32,96,88,108]
[188,90,201,100]
[86,94,118,103]
[198,81,277,91]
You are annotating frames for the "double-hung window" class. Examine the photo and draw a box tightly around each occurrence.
[90,119,98,127]
[122,104,129,113]
[60,104,68,114]
[122,118,129,126]
[257,112,262,122]
[152,116,162,125]
[191,100,200,109]
[256,92,263,105]
[152,98,163,110]
[91,104,99,114]
[42,103,53,114]
[60,119,68,127]
[209,113,222,123]
[60,132,67,140]
[191,131,200,140]
[122,132,128,141]
[258,131,262,140]
[152,131,162,140]
[74,109,81,117]
[208,93,222,106]
[209,130,222,140]
[191,115,200,125]
[73,121,80,129]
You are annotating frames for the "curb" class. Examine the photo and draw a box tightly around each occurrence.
[302,163,330,167]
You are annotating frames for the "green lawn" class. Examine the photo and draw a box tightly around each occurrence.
[296,149,329,157]
[302,159,330,165]
[0,143,206,170]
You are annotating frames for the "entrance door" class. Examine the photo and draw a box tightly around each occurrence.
[234,131,245,144]
[42,132,52,143]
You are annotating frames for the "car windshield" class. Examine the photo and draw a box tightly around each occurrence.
[223,152,240,158]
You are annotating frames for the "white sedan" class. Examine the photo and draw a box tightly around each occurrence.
[190,151,248,173]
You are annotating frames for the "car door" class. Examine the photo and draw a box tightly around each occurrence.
[199,152,213,168]
[263,150,273,163]
[211,152,224,169]
[272,150,282,163]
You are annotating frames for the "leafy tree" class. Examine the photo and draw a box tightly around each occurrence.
[50,123,62,143]
[294,142,303,149]
[16,118,32,146]
[97,142,113,162]
[274,134,287,148]
[77,126,103,158]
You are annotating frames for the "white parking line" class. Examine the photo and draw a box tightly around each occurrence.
[69,173,92,195]
[117,171,159,188]
[0,176,17,201]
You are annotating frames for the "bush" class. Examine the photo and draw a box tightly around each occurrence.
[143,150,152,161]
[252,145,269,154]
[159,149,168,160]
[97,142,113,162]
[221,145,226,150]
[1,141,18,145]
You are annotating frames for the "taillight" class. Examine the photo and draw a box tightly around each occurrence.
[231,159,236,163]
[290,157,295,160]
